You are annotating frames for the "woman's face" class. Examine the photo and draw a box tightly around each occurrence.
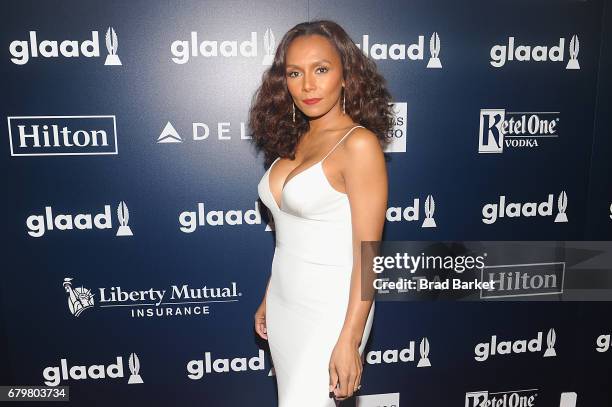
[285,34,344,119]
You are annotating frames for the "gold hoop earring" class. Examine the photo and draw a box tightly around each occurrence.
[342,87,346,114]
[292,103,295,122]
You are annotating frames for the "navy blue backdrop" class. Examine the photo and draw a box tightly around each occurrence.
[2,0,611,406]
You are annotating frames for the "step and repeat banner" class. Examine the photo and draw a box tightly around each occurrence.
[2,0,611,405]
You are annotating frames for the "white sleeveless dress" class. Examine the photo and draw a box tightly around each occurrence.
[257,125,375,407]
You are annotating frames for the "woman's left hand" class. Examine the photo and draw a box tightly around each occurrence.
[328,338,362,401]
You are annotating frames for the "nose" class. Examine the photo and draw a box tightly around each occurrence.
[302,71,316,92]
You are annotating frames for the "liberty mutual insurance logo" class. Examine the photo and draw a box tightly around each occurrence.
[62,277,242,319]
[9,27,122,66]
[170,28,276,65]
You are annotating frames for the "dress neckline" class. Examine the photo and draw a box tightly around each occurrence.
[266,125,363,211]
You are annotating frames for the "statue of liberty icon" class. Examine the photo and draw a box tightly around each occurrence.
[63,278,95,317]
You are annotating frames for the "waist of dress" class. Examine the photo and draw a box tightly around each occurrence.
[273,213,353,267]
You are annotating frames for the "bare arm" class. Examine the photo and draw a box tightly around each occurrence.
[338,128,387,346]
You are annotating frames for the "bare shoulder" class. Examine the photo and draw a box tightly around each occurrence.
[343,127,384,158]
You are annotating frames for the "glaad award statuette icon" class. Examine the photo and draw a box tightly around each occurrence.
[104,26,122,66]
[128,353,144,384]
[566,35,580,70]
[422,194,437,228]
[262,28,275,66]
[426,32,442,69]
[554,191,568,223]
[116,201,133,236]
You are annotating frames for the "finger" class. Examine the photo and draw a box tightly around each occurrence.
[335,372,350,399]
[354,368,362,392]
[346,372,357,398]
[255,322,267,339]
[329,365,339,393]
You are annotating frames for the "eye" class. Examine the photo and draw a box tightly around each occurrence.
[316,66,329,73]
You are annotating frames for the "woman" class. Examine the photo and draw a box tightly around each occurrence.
[249,20,394,406]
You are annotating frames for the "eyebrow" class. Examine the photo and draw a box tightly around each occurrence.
[285,59,332,69]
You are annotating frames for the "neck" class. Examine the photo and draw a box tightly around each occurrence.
[306,103,353,135]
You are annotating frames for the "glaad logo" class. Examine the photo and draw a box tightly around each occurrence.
[9,27,122,66]
[43,353,143,387]
[466,388,538,407]
[478,109,560,153]
[490,35,580,69]
[170,28,276,65]
[26,201,133,238]
[386,195,437,227]
[355,33,443,68]
[179,202,262,232]
[187,349,267,379]
[157,121,253,143]
[385,102,407,153]
[8,115,118,156]
[595,333,610,352]
[365,337,431,367]
[482,191,568,225]
[474,328,557,362]
[62,277,241,319]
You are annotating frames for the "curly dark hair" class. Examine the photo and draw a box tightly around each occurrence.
[248,20,395,165]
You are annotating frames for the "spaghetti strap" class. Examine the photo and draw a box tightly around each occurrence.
[320,125,364,163]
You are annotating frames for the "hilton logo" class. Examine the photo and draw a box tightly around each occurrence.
[9,27,122,65]
[8,115,118,156]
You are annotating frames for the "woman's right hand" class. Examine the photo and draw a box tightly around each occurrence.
[254,299,268,340]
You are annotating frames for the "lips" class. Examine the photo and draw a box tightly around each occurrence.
[302,98,322,105]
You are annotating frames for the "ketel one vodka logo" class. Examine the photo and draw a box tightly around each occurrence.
[478,109,560,153]
[42,353,143,387]
[62,277,241,319]
[8,115,118,156]
[474,328,557,362]
[170,28,276,65]
[355,32,442,68]
[365,337,431,367]
[466,388,539,407]
[490,35,580,69]
[25,201,133,238]
[482,191,568,225]
[386,195,437,227]
[9,27,122,66]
